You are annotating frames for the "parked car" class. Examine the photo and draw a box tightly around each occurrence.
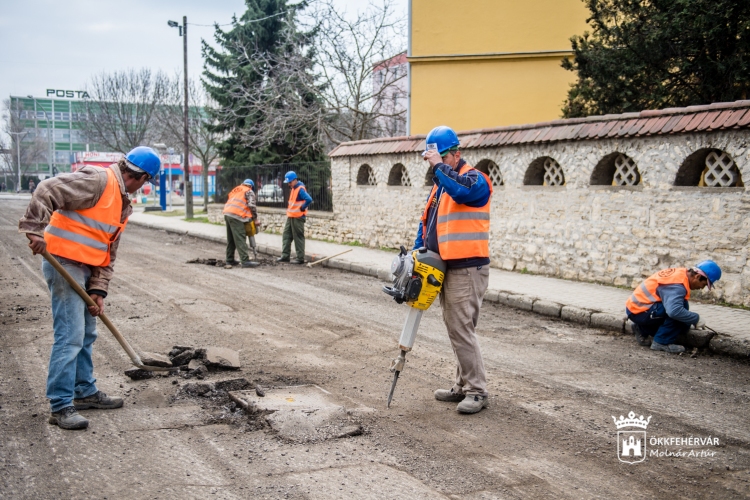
[258,184,283,202]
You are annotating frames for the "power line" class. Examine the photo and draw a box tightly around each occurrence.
[188,10,288,28]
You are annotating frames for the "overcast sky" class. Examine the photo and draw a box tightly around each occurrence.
[0,0,408,103]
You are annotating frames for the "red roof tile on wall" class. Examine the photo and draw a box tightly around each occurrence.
[328,100,750,157]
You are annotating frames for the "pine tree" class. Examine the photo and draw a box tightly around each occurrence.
[562,0,750,118]
[202,0,322,165]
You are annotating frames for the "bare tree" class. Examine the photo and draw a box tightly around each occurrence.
[311,0,407,143]
[82,69,167,153]
[154,75,223,211]
[1,99,48,191]
[215,0,407,155]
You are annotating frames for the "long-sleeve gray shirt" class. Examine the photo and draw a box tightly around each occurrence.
[18,164,132,296]
[656,284,700,325]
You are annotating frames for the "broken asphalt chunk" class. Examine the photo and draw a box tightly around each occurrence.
[205,347,241,369]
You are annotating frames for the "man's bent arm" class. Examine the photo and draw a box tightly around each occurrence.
[18,168,106,236]
[658,284,700,325]
[434,162,490,207]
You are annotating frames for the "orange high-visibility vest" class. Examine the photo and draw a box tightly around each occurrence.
[625,268,691,314]
[287,184,308,218]
[421,163,493,260]
[223,184,253,219]
[44,167,126,267]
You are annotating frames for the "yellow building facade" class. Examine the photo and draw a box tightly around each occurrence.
[408,0,590,134]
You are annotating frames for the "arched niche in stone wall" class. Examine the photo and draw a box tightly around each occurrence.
[675,148,744,187]
[424,167,434,187]
[524,156,565,186]
[474,159,504,186]
[388,163,411,186]
[356,164,377,186]
[591,152,641,186]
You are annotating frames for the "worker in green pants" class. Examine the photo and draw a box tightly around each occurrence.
[278,171,312,264]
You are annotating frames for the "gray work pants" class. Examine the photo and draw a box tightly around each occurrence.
[438,266,490,396]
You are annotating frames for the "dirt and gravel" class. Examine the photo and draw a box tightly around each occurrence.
[0,199,748,499]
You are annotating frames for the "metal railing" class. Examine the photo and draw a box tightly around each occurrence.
[217,161,333,212]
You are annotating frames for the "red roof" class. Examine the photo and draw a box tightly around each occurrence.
[329,100,750,157]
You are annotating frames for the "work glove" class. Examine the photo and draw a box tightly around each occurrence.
[695,317,706,329]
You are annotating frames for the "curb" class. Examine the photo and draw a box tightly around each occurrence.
[130,219,750,359]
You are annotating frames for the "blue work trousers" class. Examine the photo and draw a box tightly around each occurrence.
[42,258,99,412]
[627,301,691,345]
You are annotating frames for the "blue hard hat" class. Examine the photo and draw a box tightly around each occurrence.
[243,178,255,187]
[126,147,161,184]
[283,171,297,183]
[425,126,460,155]
[695,260,721,289]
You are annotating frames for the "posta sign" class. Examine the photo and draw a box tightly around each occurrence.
[46,89,90,99]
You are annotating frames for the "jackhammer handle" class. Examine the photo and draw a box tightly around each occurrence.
[41,251,157,370]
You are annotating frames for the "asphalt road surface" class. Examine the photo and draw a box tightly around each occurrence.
[1,199,748,499]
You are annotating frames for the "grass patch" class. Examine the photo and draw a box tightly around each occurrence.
[146,209,185,217]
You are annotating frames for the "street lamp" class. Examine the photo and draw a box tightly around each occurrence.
[27,95,54,179]
[168,16,193,219]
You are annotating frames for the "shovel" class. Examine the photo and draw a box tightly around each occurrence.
[42,251,174,372]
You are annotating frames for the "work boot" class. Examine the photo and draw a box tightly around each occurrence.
[650,341,685,354]
[226,260,240,266]
[457,394,489,414]
[434,387,465,402]
[291,259,305,265]
[49,406,88,430]
[276,257,290,263]
[631,322,650,346]
[73,391,124,410]
[241,261,260,268]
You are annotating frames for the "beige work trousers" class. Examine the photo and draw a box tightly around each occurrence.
[438,265,490,396]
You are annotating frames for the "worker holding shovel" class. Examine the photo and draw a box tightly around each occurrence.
[18,147,160,430]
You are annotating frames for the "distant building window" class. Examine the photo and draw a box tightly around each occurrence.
[388,163,411,186]
[356,164,377,186]
[475,159,504,186]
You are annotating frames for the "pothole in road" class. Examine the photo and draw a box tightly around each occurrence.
[173,298,234,313]
[229,384,365,443]
[172,380,366,441]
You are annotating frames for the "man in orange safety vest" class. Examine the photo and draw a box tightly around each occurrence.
[19,147,159,430]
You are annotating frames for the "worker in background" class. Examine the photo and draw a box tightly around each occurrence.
[222,179,259,268]
[626,260,721,353]
[277,171,312,264]
[18,147,160,430]
[415,126,493,414]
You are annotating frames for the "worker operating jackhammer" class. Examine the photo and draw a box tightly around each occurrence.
[223,178,260,268]
[18,147,160,430]
[415,126,493,414]
[626,260,721,353]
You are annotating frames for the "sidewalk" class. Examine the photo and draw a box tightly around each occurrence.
[129,210,750,358]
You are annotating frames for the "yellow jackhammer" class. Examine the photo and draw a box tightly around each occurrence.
[382,246,446,407]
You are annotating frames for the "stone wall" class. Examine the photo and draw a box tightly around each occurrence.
[207,205,337,241]
[329,131,750,306]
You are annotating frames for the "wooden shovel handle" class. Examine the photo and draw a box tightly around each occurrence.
[41,251,167,371]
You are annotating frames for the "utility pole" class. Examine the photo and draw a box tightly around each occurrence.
[183,15,193,219]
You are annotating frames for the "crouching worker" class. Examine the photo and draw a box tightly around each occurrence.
[625,261,721,354]
[18,147,160,429]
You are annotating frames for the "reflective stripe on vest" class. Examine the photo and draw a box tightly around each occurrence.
[625,268,691,314]
[222,185,253,219]
[421,163,493,260]
[287,185,308,218]
[44,167,124,267]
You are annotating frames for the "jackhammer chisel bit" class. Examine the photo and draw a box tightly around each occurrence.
[387,350,406,408]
